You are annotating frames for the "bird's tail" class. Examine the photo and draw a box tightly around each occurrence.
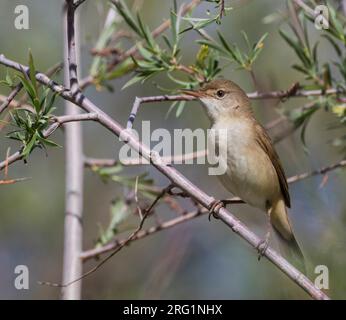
[270,199,306,274]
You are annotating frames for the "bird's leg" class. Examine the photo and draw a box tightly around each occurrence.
[257,207,272,260]
[208,199,234,221]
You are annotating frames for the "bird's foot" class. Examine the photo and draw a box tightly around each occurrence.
[256,231,271,261]
[208,199,233,221]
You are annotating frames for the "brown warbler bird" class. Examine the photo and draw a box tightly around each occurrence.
[183,79,305,268]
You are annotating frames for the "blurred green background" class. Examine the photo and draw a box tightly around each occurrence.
[0,0,345,299]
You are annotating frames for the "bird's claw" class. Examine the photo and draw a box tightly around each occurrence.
[256,238,269,260]
[208,199,228,221]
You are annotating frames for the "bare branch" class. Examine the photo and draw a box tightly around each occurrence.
[81,197,245,261]
[61,0,84,300]
[84,149,208,167]
[0,177,30,185]
[0,83,23,115]
[127,95,195,129]
[126,85,342,132]
[81,208,206,261]
[0,95,34,113]
[342,0,346,16]
[287,159,346,184]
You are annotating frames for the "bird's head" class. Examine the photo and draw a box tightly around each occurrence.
[182,79,252,122]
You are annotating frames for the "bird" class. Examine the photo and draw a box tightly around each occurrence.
[182,79,305,270]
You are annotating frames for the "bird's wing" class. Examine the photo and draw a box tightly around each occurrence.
[255,123,291,208]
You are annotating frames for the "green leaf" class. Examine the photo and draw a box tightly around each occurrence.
[22,131,39,158]
[170,10,178,48]
[5,72,13,87]
[175,100,186,117]
[136,13,155,48]
[105,59,136,80]
[90,22,118,77]
[109,199,131,230]
[279,29,311,68]
[96,198,131,246]
[39,137,61,148]
[180,16,217,32]
[17,75,35,102]
[322,34,342,57]
[122,75,146,89]
[196,44,210,68]
[97,164,124,177]
[165,100,178,119]
[112,0,142,37]
[28,49,38,96]
[197,40,227,55]
[241,30,250,50]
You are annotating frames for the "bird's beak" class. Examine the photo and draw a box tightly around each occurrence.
[180,89,205,98]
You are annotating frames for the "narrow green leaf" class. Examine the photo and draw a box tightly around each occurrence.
[28,49,38,96]
[175,100,186,117]
[122,75,145,90]
[22,131,39,158]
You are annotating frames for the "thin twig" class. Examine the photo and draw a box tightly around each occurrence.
[82,159,346,260]
[287,159,346,183]
[39,184,173,288]
[81,208,206,260]
[0,83,23,115]
[81,197,244,261]
[84,149,208,167]
[0,177,30,185]
[125,85,341,131]
[127,95,195,129]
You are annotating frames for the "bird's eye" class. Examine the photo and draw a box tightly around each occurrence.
[216,90,225,98]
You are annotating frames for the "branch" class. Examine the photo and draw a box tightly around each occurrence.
[247,87,340,99]
[0,177,30,185]
[127,95,195,129]
[0,54,330,300]
[287,159,346,184]
[343,0,346,16]
[84,149,207,167]
[81,197,244,261]
[126,86,342,131]
[83,157,346,262]
[0,95,34,113]
[0,83,23,115]
[61,0,84,300]
[49,183,172,288]
[81,208,206,261]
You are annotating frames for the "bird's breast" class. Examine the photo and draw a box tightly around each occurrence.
[209,119,280,211]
